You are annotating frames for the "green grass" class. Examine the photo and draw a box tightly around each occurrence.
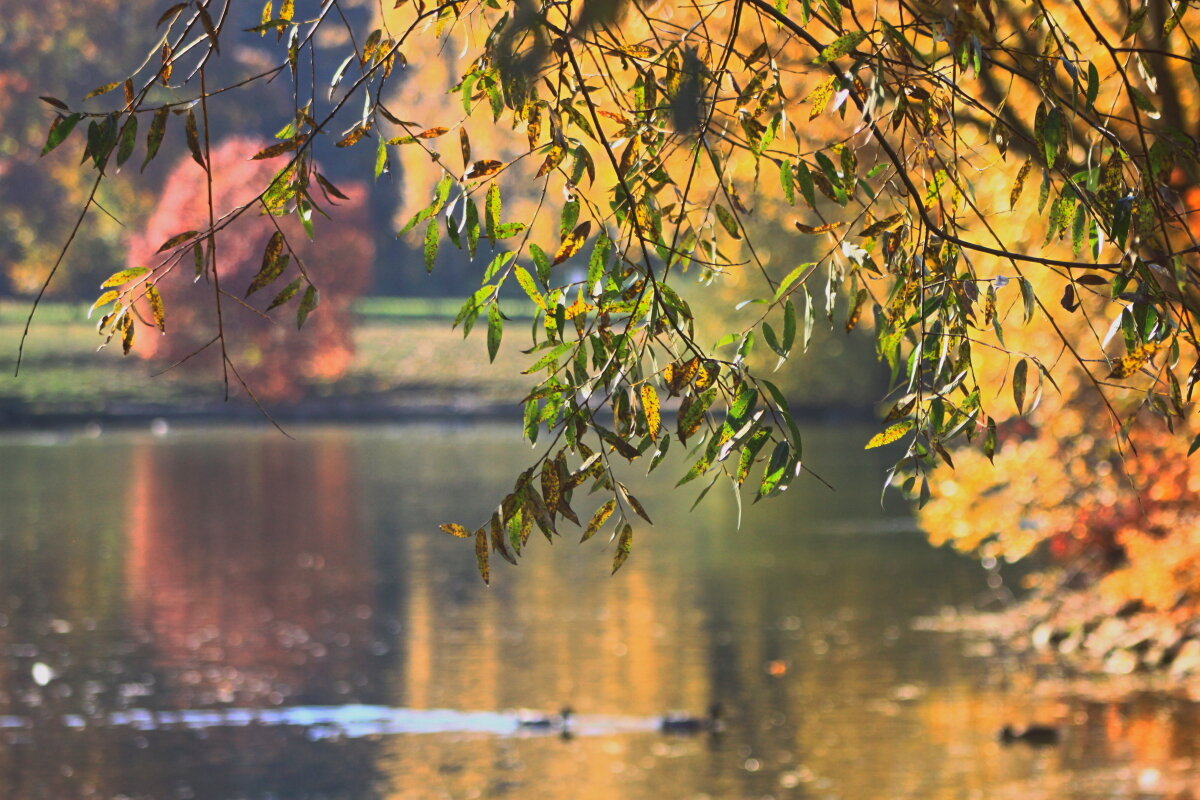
[0,299,534,416]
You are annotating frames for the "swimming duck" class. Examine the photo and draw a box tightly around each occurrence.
[516,707,573,732]
[999,724,1060,746]
[660,703,723,734]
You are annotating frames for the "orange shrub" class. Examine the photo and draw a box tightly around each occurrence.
[126,138,373,400]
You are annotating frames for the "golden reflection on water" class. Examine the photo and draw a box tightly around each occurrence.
[0,425,1198,799]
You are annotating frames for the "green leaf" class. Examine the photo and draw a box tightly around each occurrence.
[266,278,302,311]
[156,230,199,254]
[813,31,868,64]
[424,219,439,272]
[185,108,205,170]
[984,417,998,463]
[142,107,169,170]
[1013,358,1029,414]
[466,198,480,258]
[736,427,772,485]
[757,441,791,498]
[780,160,795,205]
[487,302,503,362]
[374,136,389,178]
[795,160,816,208]
[485,183,501,242]
[530,244,552,285]
[116,115,138,167]
[1043,106,1065,168]
[560,198,581,240]
[1019,277,1035,323]
[296,284,319,328]
[1128,86,1158,116]
[715,204,741,239]
[514,266,545,308]
[587,232,611,289]
[42,113,82,155]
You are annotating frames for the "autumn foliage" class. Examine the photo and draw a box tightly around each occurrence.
[126,138,373,400]
[922,179,1200,623]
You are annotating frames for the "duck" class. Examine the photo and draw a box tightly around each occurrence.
[660,703,723,734]
[999,724,1061,746]
[515,707,573,733]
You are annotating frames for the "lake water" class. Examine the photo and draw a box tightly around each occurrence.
[1,423,1198,799]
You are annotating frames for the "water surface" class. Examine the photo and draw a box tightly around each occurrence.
[1,423,1197,799]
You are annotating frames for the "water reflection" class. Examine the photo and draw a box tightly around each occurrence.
[0,424,1197,799]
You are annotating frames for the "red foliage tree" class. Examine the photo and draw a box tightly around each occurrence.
[126,138,373,400]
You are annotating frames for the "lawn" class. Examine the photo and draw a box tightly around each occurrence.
[0,299,535,421]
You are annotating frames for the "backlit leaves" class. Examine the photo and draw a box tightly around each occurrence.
[581,499,616,542]
[813,31,868,64]
[247,231,287,296]
[611,523,633,574]
[467,159,504,179]
[865,421,915,449]
[640,384,662,439]
[553,221,591,265]
[1110,341,1164,379]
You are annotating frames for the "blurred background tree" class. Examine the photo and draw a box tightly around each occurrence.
[125,138,373,400]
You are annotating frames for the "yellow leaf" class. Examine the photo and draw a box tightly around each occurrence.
[147,285,166,333]
[526,109,542,151]
[335,124,371,148]
[640,384,661,439]
[615,44,654,58]
[794,221,845,235]
[664,356,701,395]
[553,221,591,265]
[581,499,616,542]
[694,360,720,392]
[535,144,566,178]
[859,213,905,238]
[439,522,472,538]
[89,290,119,318]
[1010,159,1033,209]
[1109,341,1164,379]
[865,420,915,449]
[618,137,640,177]
[416,126,449,139]
[474,528,491,585]
[564,299,596,319]
[612,523,633,574]
[541,462,561,517]
[251,137,306,160]
[806,76,838,120]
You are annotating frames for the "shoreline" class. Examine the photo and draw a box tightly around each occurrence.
[0,394,879,432]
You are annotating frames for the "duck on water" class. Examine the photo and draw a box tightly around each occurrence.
[515,707,573,733]
[660,704,723,734]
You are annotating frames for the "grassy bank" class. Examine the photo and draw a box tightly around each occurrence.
[0,299,533,422]
[2,297,880,425]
